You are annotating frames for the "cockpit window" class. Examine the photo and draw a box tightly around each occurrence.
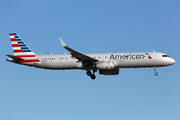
[162,55,170,57]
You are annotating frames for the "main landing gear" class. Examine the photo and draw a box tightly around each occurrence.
[86,70,97,80]
[154,66,158,76]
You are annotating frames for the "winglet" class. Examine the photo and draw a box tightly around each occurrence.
[59,38,67,47]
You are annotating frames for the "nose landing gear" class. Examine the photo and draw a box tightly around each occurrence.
[154,66,158,76]
[86,70,97,80]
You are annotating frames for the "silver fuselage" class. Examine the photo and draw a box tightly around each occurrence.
[9,52,174,70]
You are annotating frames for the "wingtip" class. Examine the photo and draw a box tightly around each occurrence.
[59,38,67,47]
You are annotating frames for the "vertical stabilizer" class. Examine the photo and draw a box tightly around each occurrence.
[9,33,39,63]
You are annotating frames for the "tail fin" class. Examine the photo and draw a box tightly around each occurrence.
[9,33,35,56]
[9,33,39,63]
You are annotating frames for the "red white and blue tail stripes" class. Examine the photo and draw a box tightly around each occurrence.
[9,33,40,63]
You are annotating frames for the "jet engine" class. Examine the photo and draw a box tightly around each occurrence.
[94,61,115,69]
[99,68,119,75]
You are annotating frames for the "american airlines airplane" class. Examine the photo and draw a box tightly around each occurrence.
[6,33,175,80]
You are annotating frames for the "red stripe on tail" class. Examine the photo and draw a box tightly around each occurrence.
[13,50,23,53]
[12,44,20,47]
[11,38,16,42]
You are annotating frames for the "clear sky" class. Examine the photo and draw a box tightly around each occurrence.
[0,0,180,120]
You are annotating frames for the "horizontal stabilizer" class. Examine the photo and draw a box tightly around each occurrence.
[6,54,24,61]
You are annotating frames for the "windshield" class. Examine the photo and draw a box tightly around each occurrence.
[162,55,170,57]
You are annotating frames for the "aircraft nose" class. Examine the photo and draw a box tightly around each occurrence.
[169,58,175,65]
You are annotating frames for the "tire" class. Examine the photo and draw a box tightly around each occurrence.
[91,74,96,80]
[154,72,158,76]
[86,71,92,76]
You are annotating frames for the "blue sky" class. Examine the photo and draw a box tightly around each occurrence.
[0,0,180,120]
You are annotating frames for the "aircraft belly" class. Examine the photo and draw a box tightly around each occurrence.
[41,61,77,69]
[117,59,160,68]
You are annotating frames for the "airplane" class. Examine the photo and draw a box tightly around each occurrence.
[6,33,175,80]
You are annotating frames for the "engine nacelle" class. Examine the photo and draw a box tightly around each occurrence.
[95,61,114,69]
[99,68,119,75]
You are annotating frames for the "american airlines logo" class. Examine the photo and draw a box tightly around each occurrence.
[145,53,152,59]
[110,54,146,60]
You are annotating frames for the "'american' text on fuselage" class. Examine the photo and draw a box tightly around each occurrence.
[110,54,146,60]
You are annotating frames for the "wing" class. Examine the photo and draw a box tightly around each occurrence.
[59,38,98,63]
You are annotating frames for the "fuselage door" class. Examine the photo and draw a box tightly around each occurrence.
[153,52,158,60]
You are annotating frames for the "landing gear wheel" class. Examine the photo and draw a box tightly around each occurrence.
[91,74,96,80]
[154,72,158,76]
[154,66,158,76]
[86,70,92,76]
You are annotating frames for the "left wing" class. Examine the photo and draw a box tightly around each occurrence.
[59,38,98,63]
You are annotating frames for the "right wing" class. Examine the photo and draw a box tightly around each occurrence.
[59,38,98,63]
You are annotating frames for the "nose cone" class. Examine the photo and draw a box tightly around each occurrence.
[169,58,175,65]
